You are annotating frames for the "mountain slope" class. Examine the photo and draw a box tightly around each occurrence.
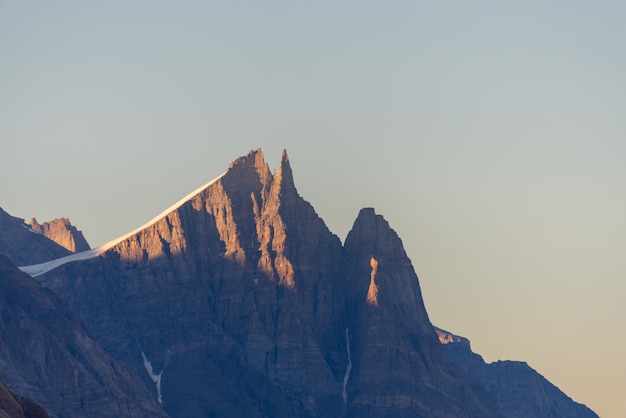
[0,254,167,418]
[0,376,49,418]
[343,208,500,417]
[435,328,599,418]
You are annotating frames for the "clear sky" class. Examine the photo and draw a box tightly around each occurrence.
[1,2,625,416]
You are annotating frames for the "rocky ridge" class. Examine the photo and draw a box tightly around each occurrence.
[0,208,71,265]
[435,327,599,418]
[29,218,90,253]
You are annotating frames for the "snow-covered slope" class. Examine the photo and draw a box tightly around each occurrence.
[19,173,225,277]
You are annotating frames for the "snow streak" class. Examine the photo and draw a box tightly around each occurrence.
[342,328,352,405]
[141,352,163,405]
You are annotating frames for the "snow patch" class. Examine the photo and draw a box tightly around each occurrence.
[22,224,38,234]
[342,328,352,405]
[141,352,163,404]
[18,172,225,277]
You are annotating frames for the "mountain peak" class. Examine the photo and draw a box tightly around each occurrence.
[274,149,295,194]
[228,148,264,169]
[29,217,90,253]
[347,208,406,258]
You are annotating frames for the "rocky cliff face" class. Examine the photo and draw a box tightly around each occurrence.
[343,209,500,417]
[435,328,599,418]
[29,149,596,417]
[39,150,348,417]
[0,208,71,265]
[0,255,167,418]
[29,218,90,253]
[0,376,49,418]
[35,150,504,417]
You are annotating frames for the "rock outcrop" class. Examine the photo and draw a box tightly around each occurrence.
[0,208,71,265]
[0,255,167,418]
[435,327,599,418]
[0,376,49,418]
[29,218,90,253]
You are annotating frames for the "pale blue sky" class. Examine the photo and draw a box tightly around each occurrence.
[1,2,625,416]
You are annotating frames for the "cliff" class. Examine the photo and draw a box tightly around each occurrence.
[0,208,70,265]
[0,255,167,418]
[29,218,90,253]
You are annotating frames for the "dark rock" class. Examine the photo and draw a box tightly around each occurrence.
[0,376,49,418]
[0,208,70,265]
[0,255,167,418]
[343,208,501,417]
[435,327,599,418]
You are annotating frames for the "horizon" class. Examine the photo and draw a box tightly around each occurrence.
[2,2,625,417]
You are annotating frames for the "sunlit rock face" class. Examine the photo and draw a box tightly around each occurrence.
[29,217,90,253]
[34,149,590,418]
[436,328,599,418]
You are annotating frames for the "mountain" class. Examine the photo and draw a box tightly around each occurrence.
[342,208,501,417]
[0,208,71,265]
[0,254,168,418]
[30,150,499,417]
[29,218,90,253]
[435,328,599,418]
[19,149,597,417]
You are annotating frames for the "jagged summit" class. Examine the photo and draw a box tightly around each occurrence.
[0,207,71,265]
[18,149,315,278]
[276,149,296,192]
[29,217,90,253]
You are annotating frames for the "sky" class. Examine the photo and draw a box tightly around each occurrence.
[1,2,625,416]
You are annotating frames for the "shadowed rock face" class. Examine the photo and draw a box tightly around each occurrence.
[0,209,71,265]
[435,328,599,418]
[29,218,90,253]
[0,376,49,418]
[343,209,500,418]
[31,149,595,417]
[0,255,167,418]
